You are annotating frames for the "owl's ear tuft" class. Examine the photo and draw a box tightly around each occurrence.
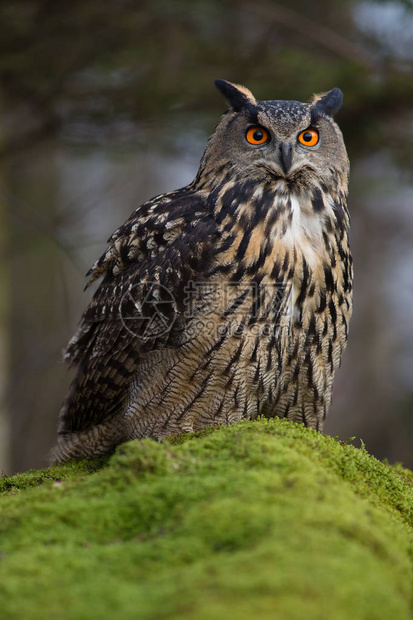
[312,88,343,117]
[215,79,257,112]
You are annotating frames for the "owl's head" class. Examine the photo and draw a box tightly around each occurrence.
[199,80,349,195]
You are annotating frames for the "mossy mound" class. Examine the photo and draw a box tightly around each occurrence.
[0,418,412,620]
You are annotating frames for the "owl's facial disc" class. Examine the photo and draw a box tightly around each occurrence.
[248,105,339,182]
[210,81,348,189]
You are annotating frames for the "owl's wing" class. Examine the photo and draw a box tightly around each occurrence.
[59,187,218,434]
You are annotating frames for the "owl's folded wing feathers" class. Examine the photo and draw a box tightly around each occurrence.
[59,187,217,434]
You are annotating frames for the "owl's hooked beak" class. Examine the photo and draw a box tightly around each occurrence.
[279,142,293,175]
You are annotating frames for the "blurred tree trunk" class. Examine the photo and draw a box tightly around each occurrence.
[0,115,11,474]
[8,141,73,473]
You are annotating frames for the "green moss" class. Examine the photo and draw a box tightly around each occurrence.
[0,456,109,495]
[0,419,412,619]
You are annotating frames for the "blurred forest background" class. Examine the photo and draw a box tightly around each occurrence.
[0,0,412,474]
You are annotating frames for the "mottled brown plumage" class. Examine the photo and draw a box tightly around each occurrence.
[53,80,352,463]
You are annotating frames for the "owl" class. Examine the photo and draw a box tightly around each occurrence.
[52,80,352,463]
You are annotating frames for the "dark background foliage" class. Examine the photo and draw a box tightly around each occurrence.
[1,0,412,473]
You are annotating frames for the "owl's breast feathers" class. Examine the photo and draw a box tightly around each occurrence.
[59,173,351,441]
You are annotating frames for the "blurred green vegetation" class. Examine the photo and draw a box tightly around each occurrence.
[1,0,413,165]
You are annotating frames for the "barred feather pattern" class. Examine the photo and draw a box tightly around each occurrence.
[53,84,352,463]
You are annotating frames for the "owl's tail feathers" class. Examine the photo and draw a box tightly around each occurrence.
[50,416,128,464]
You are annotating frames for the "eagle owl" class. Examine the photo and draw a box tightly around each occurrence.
[53,80,352,463]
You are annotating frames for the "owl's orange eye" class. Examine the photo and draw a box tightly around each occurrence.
[298,128,319,147]
[246,126,270,145]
